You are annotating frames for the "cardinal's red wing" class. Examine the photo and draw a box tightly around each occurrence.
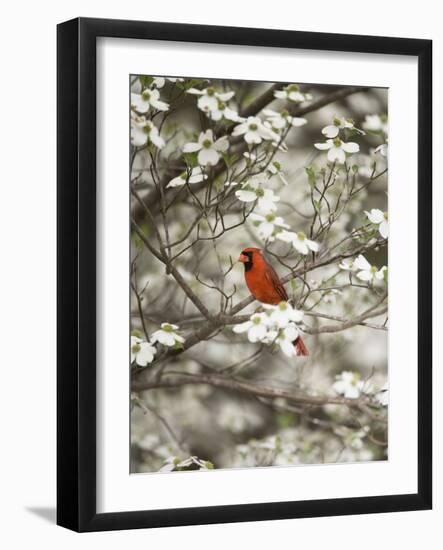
[264,264,288,302]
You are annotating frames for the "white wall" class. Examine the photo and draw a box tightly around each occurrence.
[0,1,440,547]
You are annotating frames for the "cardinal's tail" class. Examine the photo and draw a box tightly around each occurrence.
[294,336,309,357]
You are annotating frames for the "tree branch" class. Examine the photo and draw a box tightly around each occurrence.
[132,219,214,322]
[132,370,374,409]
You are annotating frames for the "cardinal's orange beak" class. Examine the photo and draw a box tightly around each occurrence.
[238,254,248,263]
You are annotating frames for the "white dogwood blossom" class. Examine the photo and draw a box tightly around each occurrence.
[262,302,304,328]
[209,102,242,122]
[151,77,184,88]
[277,230,319,255]
[131,88,169,113]
[314,137,360,164]
[235,178,280,213]
[266,160,289,185]
[332,371,365,399]
[131,336,156,366]
[130,113,165,148]
[354,254,387,283]
[187,86,235,114]
[250,212,289,241]
[167,167,208,188]
[365,208,389,239]
[362,113,388,135]
[233,302,305,357]
[151,323,185,347]
[274,84,312,104]
[182,129,228,166]
[321,115,365,138]
[263,108,307,130]
[232,116,280,144]
[232,312,270,342]
[339,258,357,271]
[375,141,388,157]
[187,85,242,122]
[235,183,280,214]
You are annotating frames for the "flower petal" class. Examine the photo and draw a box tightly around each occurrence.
[356,270,373,282]
[232,122,247,136]
[198,95,218,112]
[236,190,257,202]
[233,322,251,334]
[186,88,205,95]
[341,141,360,153]
[291,117,307,127]
[327,146,346,164]
[198,148,219,166]
[136,343,156,366]
[214,136,229,152]
[314,141,333,150]
[379,220,389,239]
[279,337,295,357]
[354,254,371,271]
[248,324,268,342]
[217,91,235,101]
[365,208,385,224]
[258,221,275,239]
[183,142,202,153]
[244,132,262,144]
[307,239,319,252]
[276,230,296,244]
[322,125,339,138]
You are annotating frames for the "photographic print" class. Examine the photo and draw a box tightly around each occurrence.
[129,75,388,474]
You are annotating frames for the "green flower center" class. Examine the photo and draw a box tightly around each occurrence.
[273,161,281,170]
[252,316,261,325]
[384,212,388,220]
[297,231,306,241]
[265,213,275,222]
[143,125,152,134]
[281,109,289,118]
[370,266,378,273]
[333,117,342,127]
[202,139,212,148]
[255,188,264,198]
[142,91,151,101]
[162,324,173,332]
[278,302,288,311]
[131,344,141,353]
[287,84,300,92]
[206,87,215,96]
[333,137,342,147]
[248,123,258,131]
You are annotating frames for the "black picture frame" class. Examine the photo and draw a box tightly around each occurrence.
[57,17,432,532]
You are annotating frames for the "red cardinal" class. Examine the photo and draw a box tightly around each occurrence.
[238,247,309,356]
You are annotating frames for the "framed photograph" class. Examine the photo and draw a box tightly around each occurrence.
[57,17,432,532]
